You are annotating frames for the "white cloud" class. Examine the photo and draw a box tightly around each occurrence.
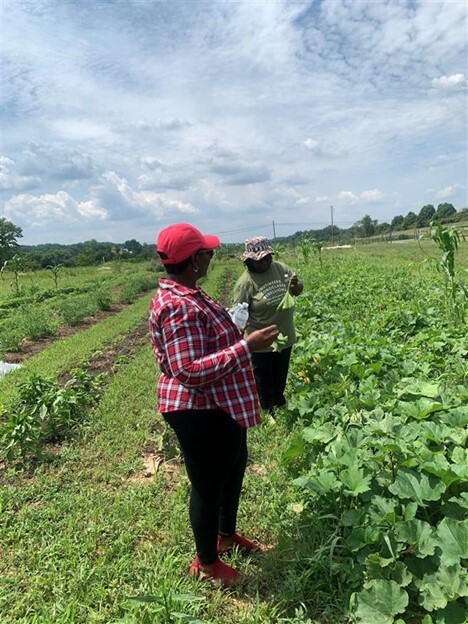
[435,184,465,200]
[1,0,467,244]
[4,190,106,226]
[432,74,466,90]
[338,191,359,204]
[77,200,108,219]
[303,138,348,159]
[0,156,41,191]
[361,189,384,201]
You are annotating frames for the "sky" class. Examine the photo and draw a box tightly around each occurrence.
[1,0,467,246]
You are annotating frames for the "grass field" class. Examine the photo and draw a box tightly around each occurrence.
[1,239,467,623]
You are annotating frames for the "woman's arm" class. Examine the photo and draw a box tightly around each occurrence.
[160,303,249,388]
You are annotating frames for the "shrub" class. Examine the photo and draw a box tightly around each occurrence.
[92,287,113,311]
[16,305,58,340]
[0,321,23,354]
[56,295,94,326]
[118,274,154,304]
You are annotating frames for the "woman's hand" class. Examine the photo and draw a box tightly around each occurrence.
[246,325,279,352]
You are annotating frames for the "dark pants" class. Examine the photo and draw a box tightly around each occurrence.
[252,346,292,411]
[163,409,247,565]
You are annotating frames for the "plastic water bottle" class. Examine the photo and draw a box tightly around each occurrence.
[229,302,249,330]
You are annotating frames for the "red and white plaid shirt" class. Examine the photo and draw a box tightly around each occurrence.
[148,278,261,428]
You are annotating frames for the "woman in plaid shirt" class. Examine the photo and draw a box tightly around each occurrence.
[149,223,279,587]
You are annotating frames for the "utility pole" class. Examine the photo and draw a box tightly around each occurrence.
[272,220,277,240]
[330,205,334,247]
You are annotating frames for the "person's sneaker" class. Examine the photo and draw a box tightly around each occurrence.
[189,556,240,587]
[217,533,260,555]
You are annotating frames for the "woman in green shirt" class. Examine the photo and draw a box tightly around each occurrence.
[232,236,303,412]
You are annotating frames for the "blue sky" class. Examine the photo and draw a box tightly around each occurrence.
[1,0,467,245]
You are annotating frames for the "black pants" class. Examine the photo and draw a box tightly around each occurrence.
[252,346,292,411]
[163,409,247,565]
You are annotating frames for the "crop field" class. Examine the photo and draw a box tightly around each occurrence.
[0,238,467,624]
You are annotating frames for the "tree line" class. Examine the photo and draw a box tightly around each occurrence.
[0,219,154,269]
[1,203,467,268]
[284,203,467,243]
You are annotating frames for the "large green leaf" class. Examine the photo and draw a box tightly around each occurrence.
[448,493,468,510]
[399,399,445,420]
[293,470,340,495]
[394,519,438,557]
[303,422,337,444]
[354,580,409,624]
[368,496,397,524]
[398,380,441,399]
[436,518,468,565]
[418,564,468,611]
[339,465,372,496]
[452,446,468,466]
[422,460,464,488]
[435,602,468,624]
[346,526,381,552]
[365,556,413,587]
[388,469,446,506]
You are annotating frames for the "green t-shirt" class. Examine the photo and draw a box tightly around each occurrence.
[232,261,296,352]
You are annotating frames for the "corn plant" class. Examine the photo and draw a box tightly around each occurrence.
[312,239,324,269]
[431,223,467,324]
[46,263,63,289]
[2,254,25,296]
[272,242,285,258]
[297,236,312,262]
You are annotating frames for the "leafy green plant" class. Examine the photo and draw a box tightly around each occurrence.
[46,263,63,289]
[2,254,26,296]
[272,242,285,258]
[0,369,105,460]
[297,237,312,263]
[311,240,324,269]
[56,295,94,326]
[16,305,58,340]
[129,590,205,623]
[431,223,467,324]
[278,274,296,310]
[92,286,113,311]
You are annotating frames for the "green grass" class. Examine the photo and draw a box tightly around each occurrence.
[0,262,154,303]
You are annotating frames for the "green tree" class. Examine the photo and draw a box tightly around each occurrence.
[403,211,418,229]
[124,239,143,256]
[435,203,456,221]
[355,214,377,237]
[0,218,23,266]
[417,204,435,227]
[376,222,391,233]
[391,215,404,229]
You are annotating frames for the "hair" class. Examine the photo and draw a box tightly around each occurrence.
[157,252,192,275]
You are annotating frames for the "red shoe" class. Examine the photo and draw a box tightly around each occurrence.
[217,533,260,555]
[189,556,240,587]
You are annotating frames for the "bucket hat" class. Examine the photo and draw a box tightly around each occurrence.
[241,236,274,261]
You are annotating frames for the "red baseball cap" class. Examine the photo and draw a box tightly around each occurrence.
[156,223,220,265]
